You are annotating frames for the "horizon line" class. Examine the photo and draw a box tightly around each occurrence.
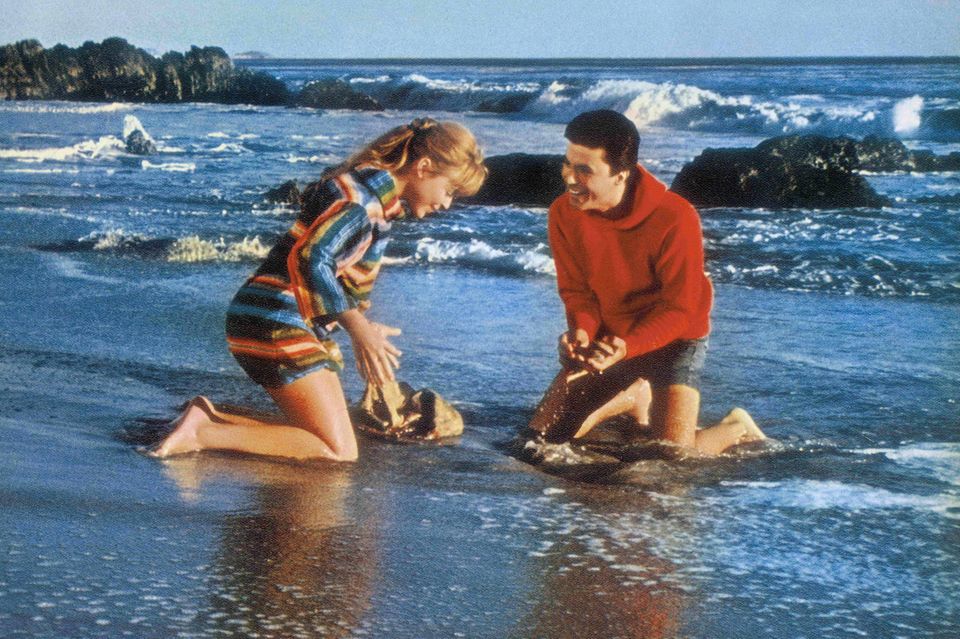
[236,55,960,64]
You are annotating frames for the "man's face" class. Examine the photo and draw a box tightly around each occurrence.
[561,142,630,212]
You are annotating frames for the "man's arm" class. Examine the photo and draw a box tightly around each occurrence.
[620,207,708,358]
[548,207,601,341]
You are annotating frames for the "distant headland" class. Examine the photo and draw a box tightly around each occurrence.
[0,37,382,109]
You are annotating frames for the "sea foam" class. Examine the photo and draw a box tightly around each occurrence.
[0,136,125,162]
[0,101,132,114]
[166,235,270,263]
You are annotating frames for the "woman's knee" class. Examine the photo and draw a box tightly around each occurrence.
[269,371,358,459]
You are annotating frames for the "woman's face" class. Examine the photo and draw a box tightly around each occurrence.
[401,158,457,219]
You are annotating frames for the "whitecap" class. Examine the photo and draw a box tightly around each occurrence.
[893,95,924,134]
[208,142,248,154]
[285,154,339,164]
[0,135,125,162]
[0,101,133,114]
[515,248,556,275]
[415,237,507,262]
[140,160,195,172]
[3,167,79,174]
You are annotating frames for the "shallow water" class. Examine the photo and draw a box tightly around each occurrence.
[1,58,959,637]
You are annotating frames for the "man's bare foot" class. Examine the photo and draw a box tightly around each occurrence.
[150,396,215,457]
[719,407,766,444]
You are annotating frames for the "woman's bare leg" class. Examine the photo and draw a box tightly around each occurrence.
[152,369,358,461]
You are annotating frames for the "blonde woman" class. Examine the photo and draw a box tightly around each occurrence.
[155,118,486,461]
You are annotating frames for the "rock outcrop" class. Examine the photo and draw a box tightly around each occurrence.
[670,135,895,209]
[461,153,565,207]
[672,135,960,209]
[0,38,289,104]
[295,79,383,111]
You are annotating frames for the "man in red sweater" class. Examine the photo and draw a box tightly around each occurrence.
[528,110,764,456]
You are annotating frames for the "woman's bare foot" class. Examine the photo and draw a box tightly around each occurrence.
[150,396,216,457]
[719,407,766,444]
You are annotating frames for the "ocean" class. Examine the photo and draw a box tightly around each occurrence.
[0,58,957,637]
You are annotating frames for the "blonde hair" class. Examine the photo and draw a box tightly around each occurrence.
[330,118,487,196]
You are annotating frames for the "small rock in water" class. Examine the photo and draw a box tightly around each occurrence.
[265,180,301,206]
[125,129,157,155]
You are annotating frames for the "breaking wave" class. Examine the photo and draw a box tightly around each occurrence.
[315,72,960,140]
[35,229,271,263]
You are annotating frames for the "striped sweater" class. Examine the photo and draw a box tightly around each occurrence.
[239,167,403,338]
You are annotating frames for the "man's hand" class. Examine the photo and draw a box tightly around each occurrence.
[585,335,626,372]
[340,310,402,386]
[559,328,591,367]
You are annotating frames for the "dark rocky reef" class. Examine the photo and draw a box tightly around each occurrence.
[0,37,289,104]
[672,135,960,209]
[267,135,960,211]
[295,79,383,111]
[264,180,302,206]
[461,153,565,207]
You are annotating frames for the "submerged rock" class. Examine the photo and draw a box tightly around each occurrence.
[462,153,565,207]
[295,79,382,111]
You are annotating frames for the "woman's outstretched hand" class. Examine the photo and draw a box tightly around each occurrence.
[339,309,402,386]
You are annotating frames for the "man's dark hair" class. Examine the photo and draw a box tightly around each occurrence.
[564,110,639,174]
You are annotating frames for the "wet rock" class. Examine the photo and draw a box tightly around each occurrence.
[671,135,892,208]
[461,153,565,207]
[351,380,463,441]
[124,128,157,155]
[264,180,301,206]
[295,79,382,111]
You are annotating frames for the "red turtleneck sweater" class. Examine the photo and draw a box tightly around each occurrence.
[548,165,713,359]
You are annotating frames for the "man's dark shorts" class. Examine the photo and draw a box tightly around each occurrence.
[532,338,708,443]
[612,337,708,390]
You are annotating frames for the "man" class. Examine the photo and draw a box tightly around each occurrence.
[528,110,763,456]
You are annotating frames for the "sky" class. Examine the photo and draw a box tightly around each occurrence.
[1,0,958,59]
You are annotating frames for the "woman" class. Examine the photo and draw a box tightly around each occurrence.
[154,118,486,461]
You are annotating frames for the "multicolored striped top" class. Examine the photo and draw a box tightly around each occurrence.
[240,167,404,338]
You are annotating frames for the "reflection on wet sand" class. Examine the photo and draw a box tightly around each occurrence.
[160,455,381,638]
[513,488,691,639]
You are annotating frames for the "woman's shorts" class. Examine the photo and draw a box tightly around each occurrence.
[224,282,344,389]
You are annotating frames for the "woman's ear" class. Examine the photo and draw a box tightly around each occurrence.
[415,156,433,178]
